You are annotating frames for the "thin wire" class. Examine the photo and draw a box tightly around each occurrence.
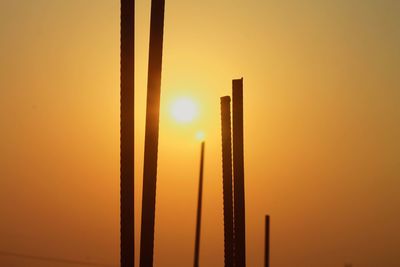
[0,250,117,267]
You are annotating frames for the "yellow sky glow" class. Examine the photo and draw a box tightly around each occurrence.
[0,1,399,267]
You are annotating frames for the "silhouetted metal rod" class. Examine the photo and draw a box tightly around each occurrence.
[265,215,270,267]
[232,78,246,267]
[193,141,205,267]
[120,0,135,266]
[220,96,234,267]
[139,0,165,266]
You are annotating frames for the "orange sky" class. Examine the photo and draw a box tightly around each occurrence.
[0,1,399,266]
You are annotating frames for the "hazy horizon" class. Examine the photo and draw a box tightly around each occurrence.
[0,0,399,266]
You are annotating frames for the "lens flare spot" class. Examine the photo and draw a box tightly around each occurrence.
[195,131,205,141]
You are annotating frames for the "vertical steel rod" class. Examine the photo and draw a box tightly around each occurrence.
[120,0,135,266]
[232,78,246,267]
[139,0,165,266]
[193,141,205,267]
[265,215,270,267]
[220,96,234,267]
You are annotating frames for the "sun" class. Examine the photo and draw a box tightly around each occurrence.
[170,97,199,123]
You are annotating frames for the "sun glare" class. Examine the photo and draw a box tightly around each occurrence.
[171,97,198,123]
[195,131,205,141]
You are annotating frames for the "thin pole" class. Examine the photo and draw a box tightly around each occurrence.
[232,78,246,267]
[265,215,270,267]
[193,141,205,267]
[120,0,135,266]
[139,0,165,266]
[220,96,234,267]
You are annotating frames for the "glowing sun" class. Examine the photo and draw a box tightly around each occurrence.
[170,97,198,123]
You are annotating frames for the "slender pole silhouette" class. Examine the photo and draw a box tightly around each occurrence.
[120,0,135,266]
[265,215,270,267]
[232,78,246,267]
[139,0,165,266]
[193,141,205,267]
[220,96,234,267]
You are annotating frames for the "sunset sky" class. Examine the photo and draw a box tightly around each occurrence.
[1,0,399,266]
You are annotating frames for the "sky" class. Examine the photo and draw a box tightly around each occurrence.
[0,0,399,266]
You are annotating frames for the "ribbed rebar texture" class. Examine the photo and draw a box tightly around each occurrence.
[233,78,246,267]
[139,0,165,266]
[220,96,234,267]
[120,0,135,266]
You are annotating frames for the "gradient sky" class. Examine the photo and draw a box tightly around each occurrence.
[0,0,399,266]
